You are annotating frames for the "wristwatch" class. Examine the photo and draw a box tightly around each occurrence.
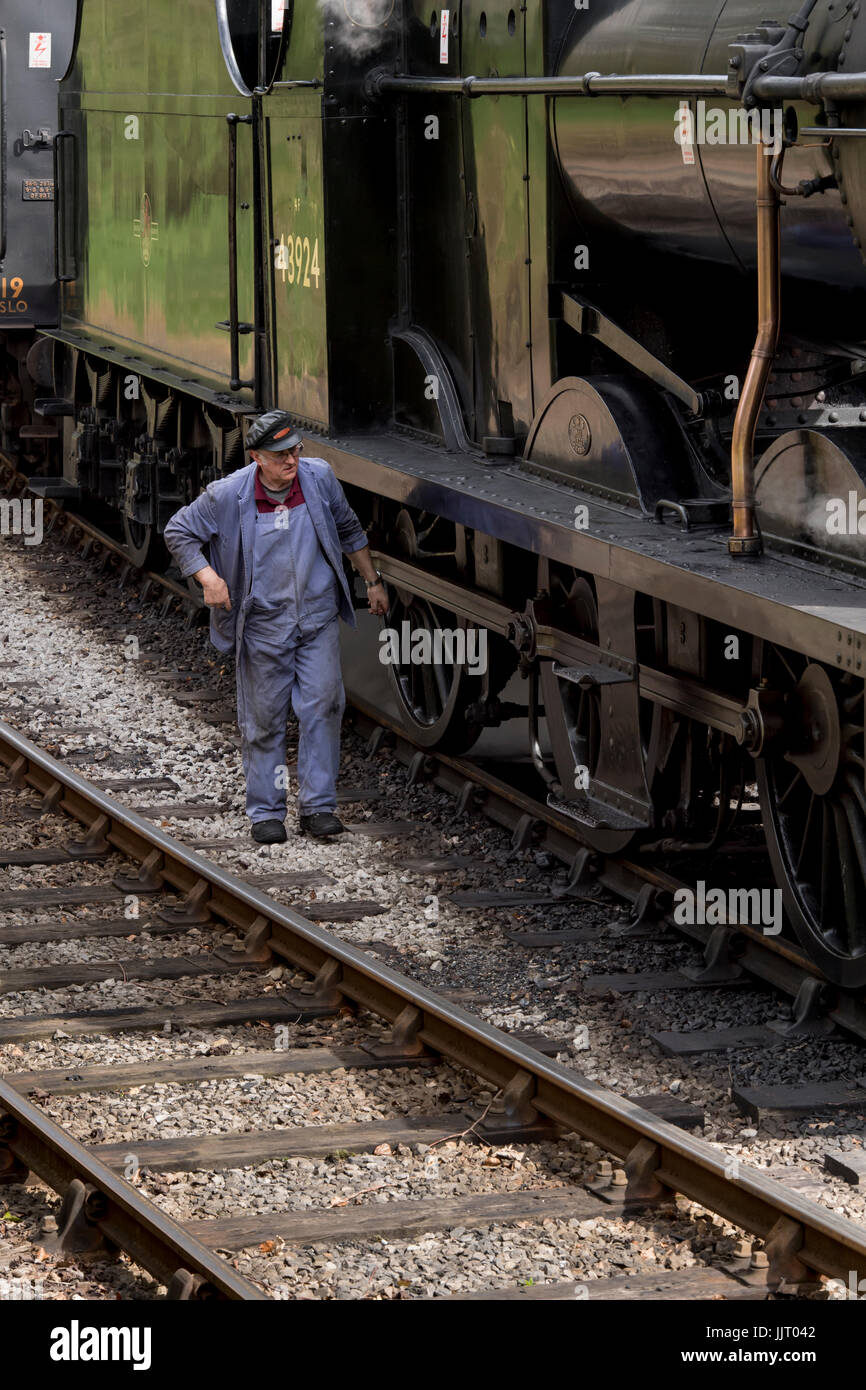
[365,570,384,589]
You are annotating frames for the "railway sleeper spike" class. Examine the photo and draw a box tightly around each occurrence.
[2,754,29,787]
[364,726,387,758]
[63,812,111,860]
[0,1117,30,1186]
[167,1269,219,1301]
[284,956,347,1011]
[766,976,838,1038]
[511,813,542,852]
[762,1215,817,1292]
[40,781,63,813]
[681,924,746,984]
[43,1178,117,1259]
[407,750,437,785]
[113,848,166,894]
[455,778,486,816]
[362,1004,435,1061]
[214,914,275,966]
[476,1069,557,1143]
[611,882,672,937]
[156,877,213,925]
[566,847,600,889]
[621,1138,673,1208]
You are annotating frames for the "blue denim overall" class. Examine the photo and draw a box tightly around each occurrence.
[236,501,344,823]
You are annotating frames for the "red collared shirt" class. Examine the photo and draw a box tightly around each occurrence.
[254,467,306,513]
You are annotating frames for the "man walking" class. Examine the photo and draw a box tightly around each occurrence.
[164,411,388,843]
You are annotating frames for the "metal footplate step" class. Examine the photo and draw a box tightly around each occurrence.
[24,477,82,501]
[546,790,647,833]
[552,659,633,690]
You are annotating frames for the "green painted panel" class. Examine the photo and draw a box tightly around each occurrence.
[461,0,533,436]
[267,107,328,425]
[70,0,242,97]
[60,0,256,397]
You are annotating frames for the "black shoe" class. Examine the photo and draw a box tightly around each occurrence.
[299,812,345,838]
[251,819,287,844]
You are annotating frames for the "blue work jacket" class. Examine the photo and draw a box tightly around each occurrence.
[163,458,368,653]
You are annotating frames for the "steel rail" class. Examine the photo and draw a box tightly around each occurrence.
[4,459,863,1030]
[0,1080,265,1300]
[2,458,860,1025]
[1,720,866,1288]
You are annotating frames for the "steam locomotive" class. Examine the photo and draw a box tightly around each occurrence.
[3,0,866,987]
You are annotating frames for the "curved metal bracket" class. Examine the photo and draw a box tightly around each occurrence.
[391,324,477,454]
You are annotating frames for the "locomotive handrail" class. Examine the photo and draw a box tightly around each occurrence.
[368,72,731,99]
[222,112,255,396]
[52,131,77,284]
[0,29,6,263]
[752,69,866,103]
[368,67,866,105]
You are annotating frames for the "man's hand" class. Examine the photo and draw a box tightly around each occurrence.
[194,565,231,611]
[367,581,389,617]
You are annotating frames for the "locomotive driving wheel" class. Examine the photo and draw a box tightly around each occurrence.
[756,642,866,987]
[379,506,486,753]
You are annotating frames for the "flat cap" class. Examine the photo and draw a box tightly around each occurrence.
[245,410,302,452]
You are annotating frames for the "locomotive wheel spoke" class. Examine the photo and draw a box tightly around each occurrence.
[794,790,815,879]
[777,765,803,808]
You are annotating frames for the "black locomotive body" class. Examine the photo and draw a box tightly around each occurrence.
[4,0,866,986]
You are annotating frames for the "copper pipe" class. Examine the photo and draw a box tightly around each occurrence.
[728,142,782,558]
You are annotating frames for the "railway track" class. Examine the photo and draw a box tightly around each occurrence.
[1,713,866,1297]
[3,453,864,1052]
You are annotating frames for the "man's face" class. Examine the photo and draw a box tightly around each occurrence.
[254,444,301,490]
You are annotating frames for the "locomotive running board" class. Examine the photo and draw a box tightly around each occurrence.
[552,660,633,689]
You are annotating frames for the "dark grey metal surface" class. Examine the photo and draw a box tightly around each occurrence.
[0,1,77,326]
[319,429,866,668]
[552,0,865,290]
